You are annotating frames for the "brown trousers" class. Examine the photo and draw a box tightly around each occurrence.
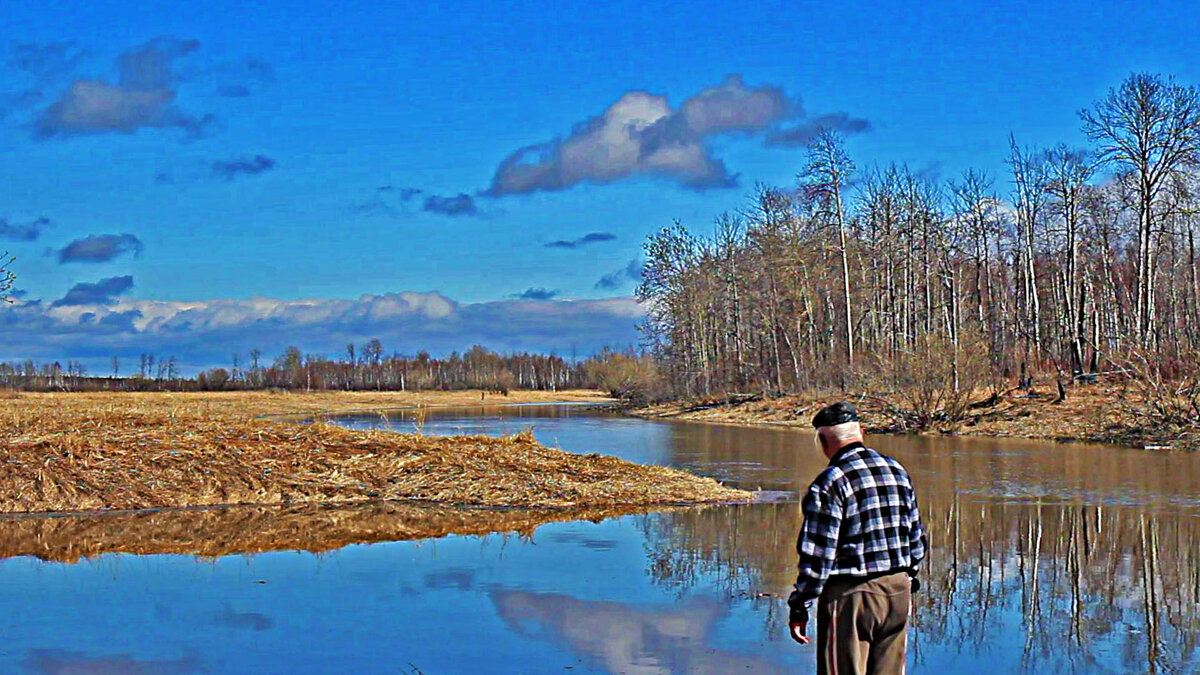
[816,572,911,675]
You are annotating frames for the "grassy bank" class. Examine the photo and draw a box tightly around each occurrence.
[630,381,1185,449]
[0,390,749,516]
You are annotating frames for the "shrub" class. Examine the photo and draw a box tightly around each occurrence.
[583,348,666,405]
[858,333,1001,431]
[1114,349,1200,448]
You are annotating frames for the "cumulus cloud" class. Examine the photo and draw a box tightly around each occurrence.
[423,193,479,217]
[52,275,134,307]
[56,233,144,263]
[0,216,49,242]
[545,232,616,249]
[0,290,643,370]
[595,259,644,290]
[484,75,868,196]
[512,287,559,300]
[33,37,212,139]
[212,154,276,180]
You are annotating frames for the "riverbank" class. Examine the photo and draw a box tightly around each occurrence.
[630,381,1187,449]
[0,390,750,516]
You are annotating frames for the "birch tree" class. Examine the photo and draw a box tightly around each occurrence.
[800,129,856,369]
[1081,73,1200,346]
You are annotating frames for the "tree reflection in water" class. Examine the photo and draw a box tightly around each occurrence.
[639,499,1200,674]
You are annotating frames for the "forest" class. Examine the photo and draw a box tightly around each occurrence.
[0,344,599,393]
[636,72,1200,423]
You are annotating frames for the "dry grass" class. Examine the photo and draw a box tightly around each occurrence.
[5,388,613,421]
[0,391,749,516]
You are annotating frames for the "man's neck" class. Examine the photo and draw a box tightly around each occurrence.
[825,440,865,462]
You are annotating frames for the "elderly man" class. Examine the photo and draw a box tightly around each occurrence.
[788,402,926,675]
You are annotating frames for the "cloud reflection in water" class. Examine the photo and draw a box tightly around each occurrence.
[492,589,788,675]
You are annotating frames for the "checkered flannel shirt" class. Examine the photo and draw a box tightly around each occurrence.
[793,442,927,602]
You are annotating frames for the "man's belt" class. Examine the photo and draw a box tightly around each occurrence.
[827,567,914,585]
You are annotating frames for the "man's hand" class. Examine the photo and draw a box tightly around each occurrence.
[789,622,810,645]
[787,590,811,645]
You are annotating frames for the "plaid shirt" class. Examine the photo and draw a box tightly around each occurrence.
[793,442,926,602]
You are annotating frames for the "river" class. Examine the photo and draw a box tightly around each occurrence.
[1,404,1197,674]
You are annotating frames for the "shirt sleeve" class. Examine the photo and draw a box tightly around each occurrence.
[793,478,843,602]
[907,486,927,569]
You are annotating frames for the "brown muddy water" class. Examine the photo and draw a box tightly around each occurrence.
[2,404,1197,674]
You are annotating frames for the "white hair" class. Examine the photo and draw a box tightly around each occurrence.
[815,421,863,450]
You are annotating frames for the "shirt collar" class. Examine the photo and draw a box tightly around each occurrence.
[828,441,866,466]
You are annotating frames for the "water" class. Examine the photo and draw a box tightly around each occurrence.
[3,405,1198,674]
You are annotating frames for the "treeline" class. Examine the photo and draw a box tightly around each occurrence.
[0,343,615,393]
[638,72,1200,403]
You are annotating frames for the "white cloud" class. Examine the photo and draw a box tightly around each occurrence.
[485,75,869,196]
[1,291,644,370]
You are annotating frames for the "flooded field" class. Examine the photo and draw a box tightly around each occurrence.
[2,404,1198,673]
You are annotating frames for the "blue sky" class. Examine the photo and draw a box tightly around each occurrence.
[1,0,1198,370]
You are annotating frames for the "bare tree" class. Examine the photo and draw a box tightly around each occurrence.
[1008,136,1050,361]
[801,129,856,370]
[0,252,15,300]
[1081,73,1200,346]
[1044,146,1096,373]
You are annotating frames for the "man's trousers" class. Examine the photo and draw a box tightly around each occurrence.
[815,571,911,675]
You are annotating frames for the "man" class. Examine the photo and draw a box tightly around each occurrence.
[788,402,926,675]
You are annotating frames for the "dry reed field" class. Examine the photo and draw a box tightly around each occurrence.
[0,391,750,516]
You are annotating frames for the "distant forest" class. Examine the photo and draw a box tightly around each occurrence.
[0,343,626,394]
[637,72,1200,408]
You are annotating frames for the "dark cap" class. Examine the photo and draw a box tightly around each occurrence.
[811,402,859,428]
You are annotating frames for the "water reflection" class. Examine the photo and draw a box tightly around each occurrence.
[2,405,1197,674]
[213,606,274,632]
[343,406,1200,671]
[643,500,1200,674]
[492,590,787,675]
[0,501,656,562]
